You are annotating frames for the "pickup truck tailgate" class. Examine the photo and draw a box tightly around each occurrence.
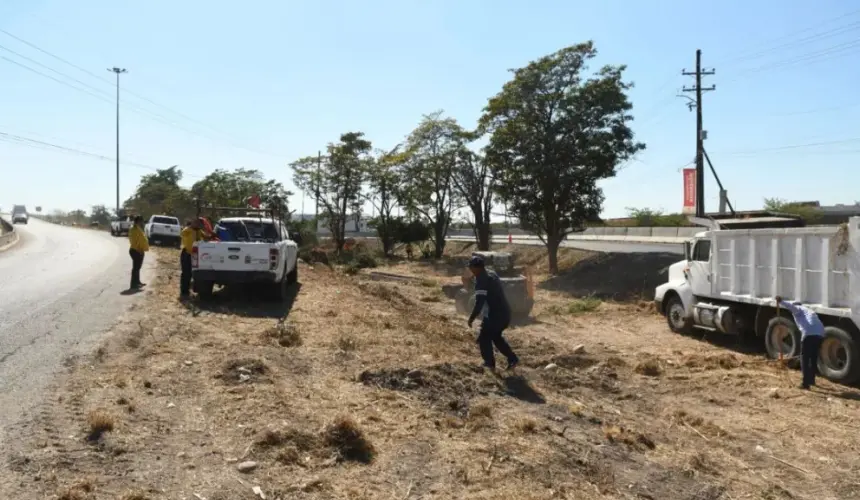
[152,224,180,236]
[195,242,274,272]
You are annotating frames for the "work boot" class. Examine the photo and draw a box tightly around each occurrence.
[506,358,519,371]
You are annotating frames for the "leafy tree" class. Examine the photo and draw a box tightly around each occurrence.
[292,132,371,252]
[452,144,494,250]
[763,198,822,223]
[480,42,645,274]
[191,168,293,219]
[123,166,193,220]
[68,209,88,225]
[366,146,406,256]
[625,207,688,227]
[398,111,464,258]
[90,204,112,226]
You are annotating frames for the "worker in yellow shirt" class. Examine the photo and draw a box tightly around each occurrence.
[128,215,149,290]
[180,218,205,298]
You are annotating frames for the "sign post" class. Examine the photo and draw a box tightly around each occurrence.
[682,168,697,215]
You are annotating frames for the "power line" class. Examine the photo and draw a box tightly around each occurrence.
[712,136,860,156]
[0,131,206,178]
[0,28,287,158]
[713,7,860,64]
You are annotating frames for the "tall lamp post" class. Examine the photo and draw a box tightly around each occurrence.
[108,67,127,215]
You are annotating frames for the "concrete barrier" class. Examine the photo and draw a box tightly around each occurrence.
[0,216,18,250]
[626,227,651,237]
[651,227,680,238]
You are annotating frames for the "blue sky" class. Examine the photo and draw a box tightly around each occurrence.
[1,0,859,220]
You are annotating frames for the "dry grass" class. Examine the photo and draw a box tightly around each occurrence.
[85,410,115,441]
[4,246,860,500]
[634,356,663,377]
[323,416,375,463]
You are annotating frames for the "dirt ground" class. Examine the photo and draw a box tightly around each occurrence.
[3,242,860,500]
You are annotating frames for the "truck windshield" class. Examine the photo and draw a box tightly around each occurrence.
[218,221,280,242]
[12,205,26,214]
[153,216,178,225]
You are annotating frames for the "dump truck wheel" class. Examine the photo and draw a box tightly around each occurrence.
[819,326,860,384]
[764,316,801,360]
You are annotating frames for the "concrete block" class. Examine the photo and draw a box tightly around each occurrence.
[626,227,651,237]
[678,227,701,238]
[651,227,679,238]
[604,227,628,237]
[590,227,606,236]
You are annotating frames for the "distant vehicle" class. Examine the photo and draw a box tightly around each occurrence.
[144,215,181,246]
[655,216,860,384]
[110,216,134,237]
[192,215,298,300]
[11,205,28,224]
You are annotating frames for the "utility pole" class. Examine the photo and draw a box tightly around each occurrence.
[682,50,715,218]
[108,67,127,216]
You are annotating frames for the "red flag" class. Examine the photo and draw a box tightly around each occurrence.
[245,194,261,209]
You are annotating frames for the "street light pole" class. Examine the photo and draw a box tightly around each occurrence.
[108,67,127,216]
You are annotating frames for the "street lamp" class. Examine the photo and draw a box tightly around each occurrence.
[108,67,127,216]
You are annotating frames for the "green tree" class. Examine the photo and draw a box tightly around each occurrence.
[452,144,494,250]
[366,146,406,256]
[123,166,193,220]
[398,111,464,258]
[90,204,112,226]
[625,207,687,227]
[480,42,645,274]
[68,209,88,225]
[191,168,293,218]
[292,132,371,252]
[763,198,822,223]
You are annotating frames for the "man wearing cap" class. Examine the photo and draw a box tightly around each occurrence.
[775,296,825,389]
[467,255,520,372]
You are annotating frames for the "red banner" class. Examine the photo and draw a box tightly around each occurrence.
[682,168,696,214]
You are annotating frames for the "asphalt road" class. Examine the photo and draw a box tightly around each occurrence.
[448,235,685,254]
[0,218,154,441]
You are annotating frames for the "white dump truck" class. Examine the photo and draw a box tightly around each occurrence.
[655,216,860,383]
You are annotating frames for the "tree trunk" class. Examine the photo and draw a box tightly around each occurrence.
[434,222,446,259]
[476,223,491,251]
[546,235,561,275]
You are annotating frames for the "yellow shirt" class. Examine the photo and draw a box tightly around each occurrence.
[180,227,204,254]
[129,225,150,253]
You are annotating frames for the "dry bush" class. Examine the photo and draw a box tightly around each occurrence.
[516,417,538,433]
[469,403,493,420]
[671,410,729,438]
[323,416,375,464]
[682,353,741,370]
[634,356,663,377]
[603,425,656,452]
[264,322,302,347]
[337,334,358,352]
[57,480,94,500]
[86,410,115,441]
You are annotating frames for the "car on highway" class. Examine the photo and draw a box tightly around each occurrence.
[191,215,299,300]
[110,215,135,236]
[11,205,28,224]
[145,215,181,246]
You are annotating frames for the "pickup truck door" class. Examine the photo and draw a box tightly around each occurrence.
[687,238,713,297]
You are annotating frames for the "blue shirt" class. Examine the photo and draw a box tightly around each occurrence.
[779,301,825,339]
[469,270,511,325]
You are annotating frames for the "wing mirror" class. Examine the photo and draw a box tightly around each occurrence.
[684,241,692,260]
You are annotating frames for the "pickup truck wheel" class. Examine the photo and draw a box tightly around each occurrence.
[195,280,215,300]
[665,295,692,334]
[818,326,860,384]
[275,276,290,301]
[286,265,298,285]
[764,316,801,360]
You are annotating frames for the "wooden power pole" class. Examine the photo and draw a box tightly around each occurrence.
[682,50,715,218]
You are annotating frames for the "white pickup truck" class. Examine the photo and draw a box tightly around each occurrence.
[110,216,134,236]
[145,215,181,246]
[655,216,860,383]
[191,217,299,300]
